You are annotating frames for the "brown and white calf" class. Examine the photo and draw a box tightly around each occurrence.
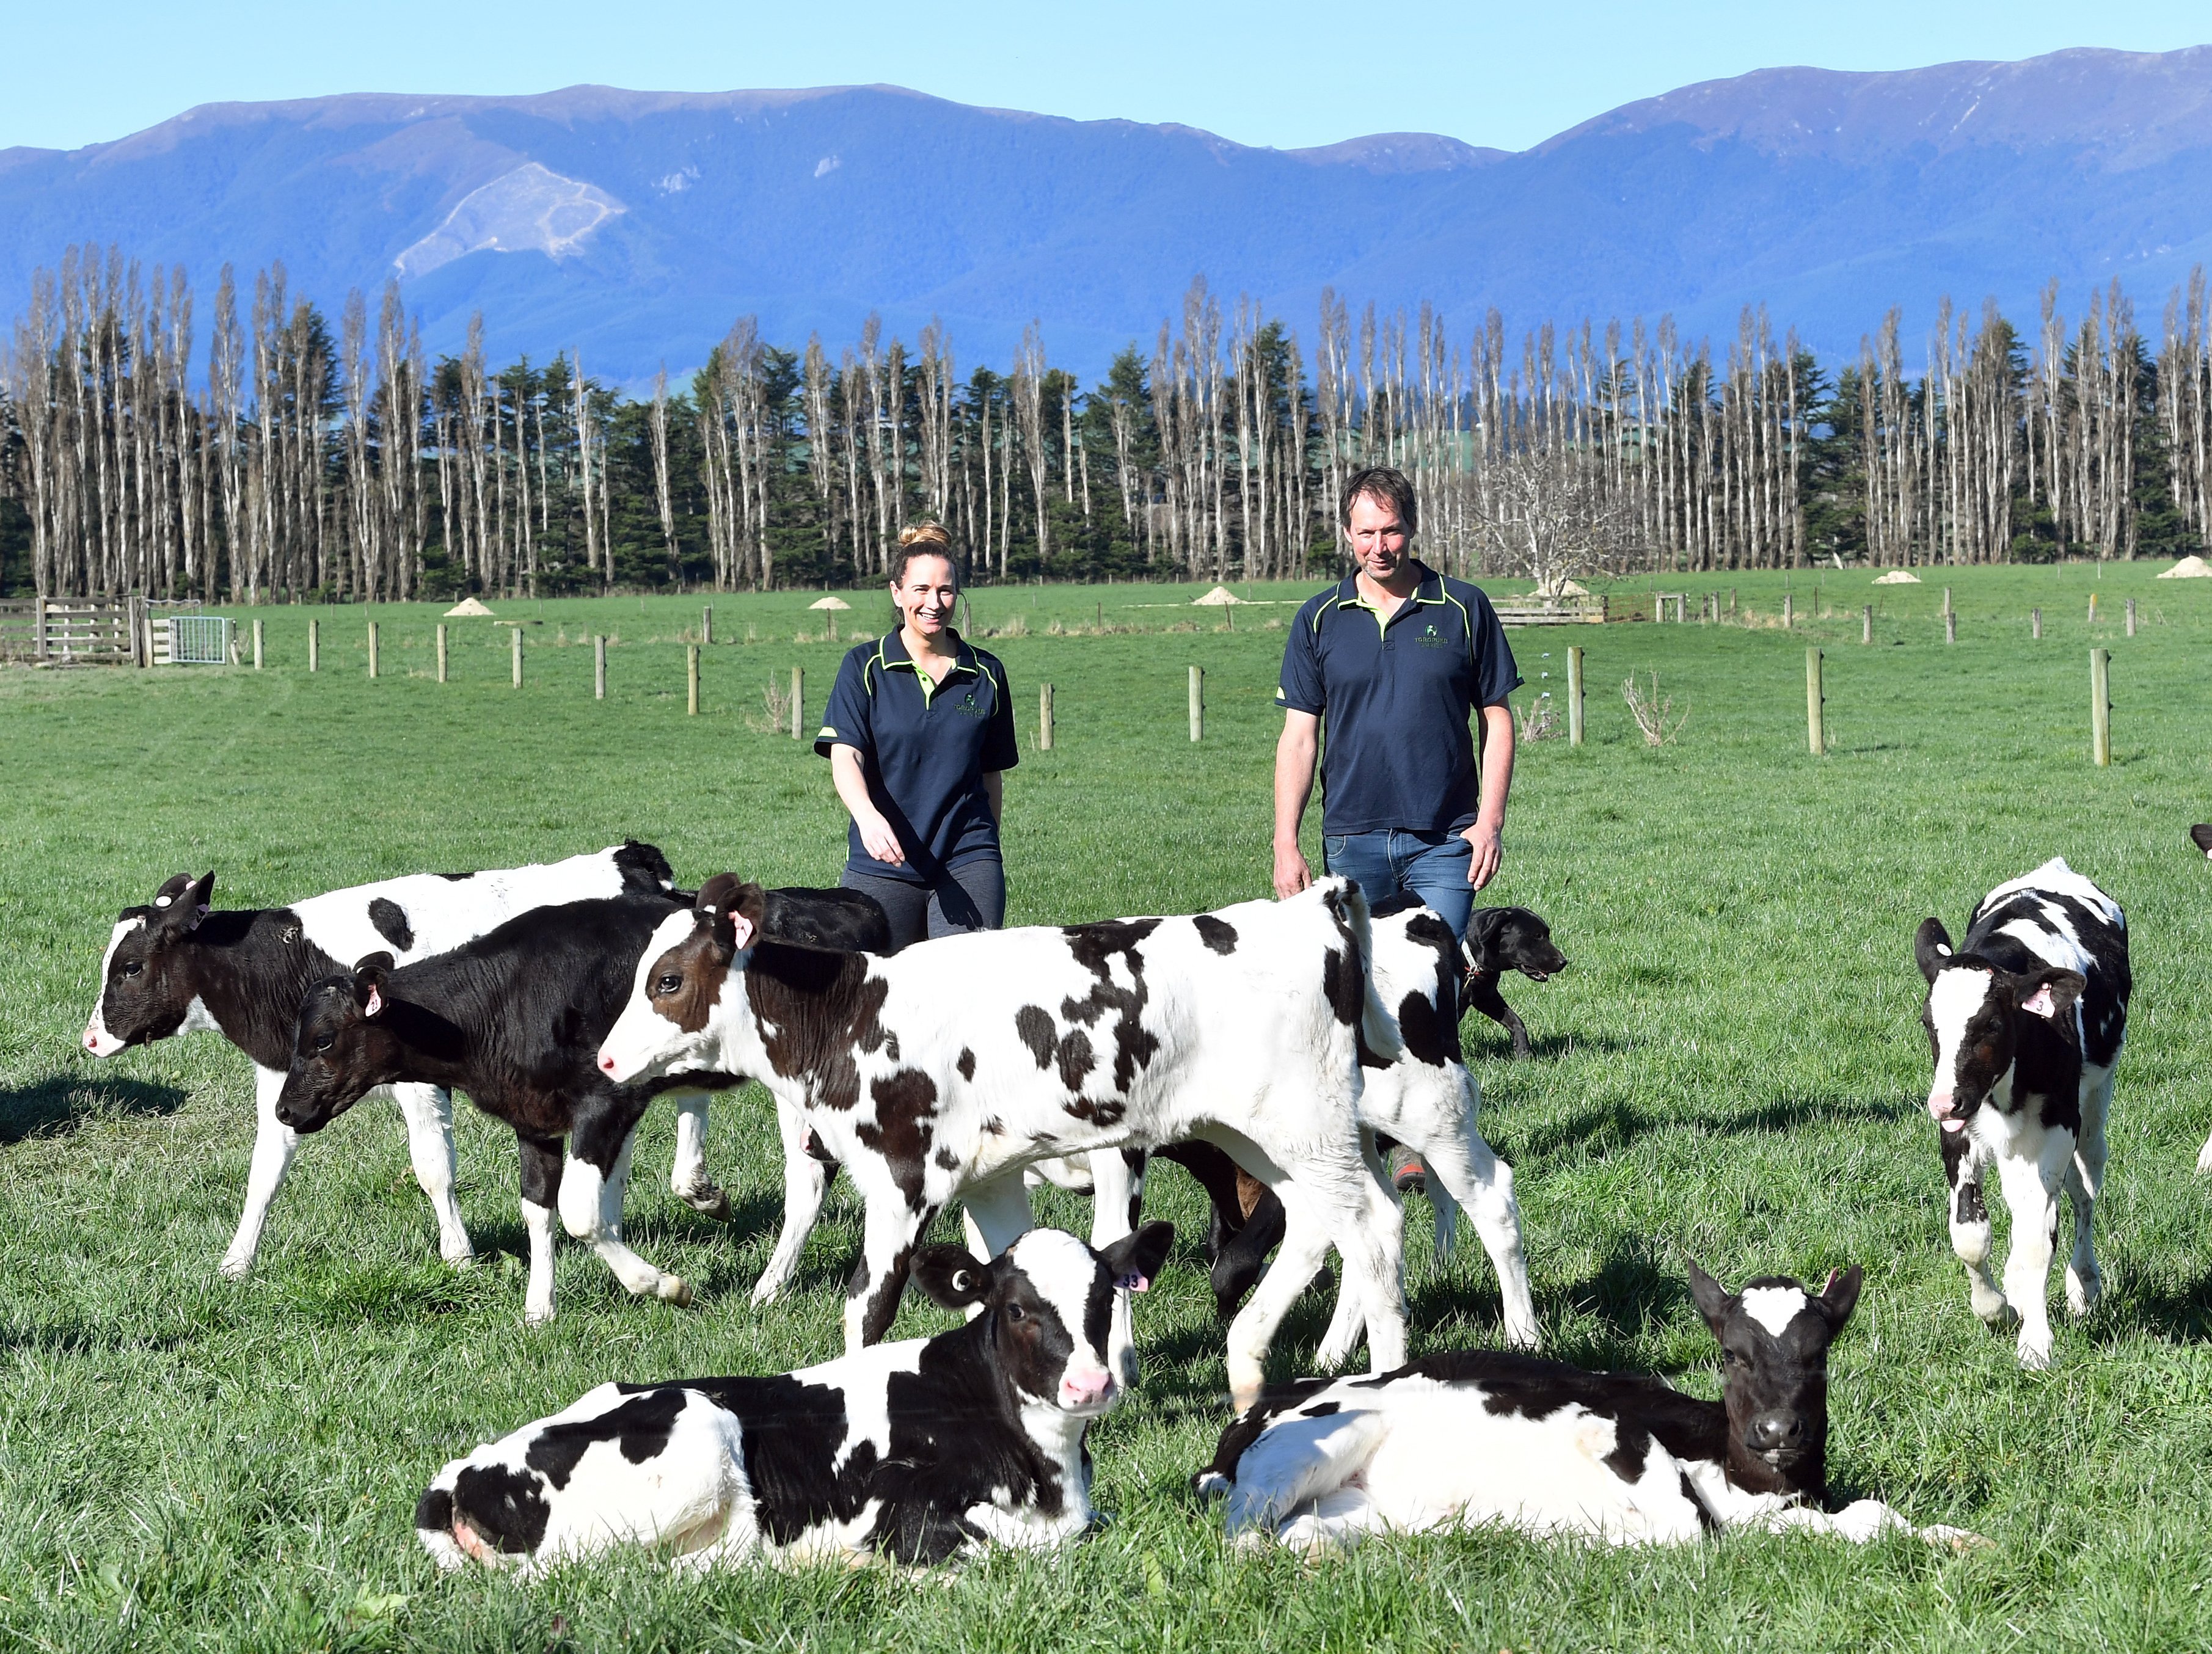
[1915,857,2129,1369]
[599,875,1408,1410]
[1199,1262,1979,1553]
[2188,824,2212,1173]
[415,1224,1172,1574]
[81,845,699,1278]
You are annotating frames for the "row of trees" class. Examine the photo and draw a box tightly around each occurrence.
[6,246,2212,600]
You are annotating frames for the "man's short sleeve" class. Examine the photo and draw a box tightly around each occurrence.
[1277,602,1326,715]
[980,657,1020,772]
[814,646,874,758]
[1470,594,1522,708]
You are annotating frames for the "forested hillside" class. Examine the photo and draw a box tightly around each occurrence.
[5,248,2211,599]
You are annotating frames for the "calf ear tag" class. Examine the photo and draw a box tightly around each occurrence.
[729,915,756,952]
[1114,1272,1151,1294]
[2021,985,2058,1017]
[364,986,384,1017]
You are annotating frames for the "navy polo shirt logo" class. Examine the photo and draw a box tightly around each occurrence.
[1417,622,1445,648]
[954,688,988,718]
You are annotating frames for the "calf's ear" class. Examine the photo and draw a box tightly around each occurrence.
[695,875,768,956]
[2191,823,2212,858]
[1685,1259,1738,1335]
[352,952,395,1017]
[1813,1264,1863,1331]
[910,1244,993,1310]
[1913,918,1954,984]
[2013,968,2086,1022]
[149,872,215,936]
[1102,1221,1176,1293]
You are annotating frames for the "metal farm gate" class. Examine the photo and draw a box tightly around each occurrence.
[165,614,233,665]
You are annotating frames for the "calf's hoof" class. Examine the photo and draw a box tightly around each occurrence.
[440,1241,476,1270]
[2065,1269,2103,1317]
[2197,1137,2212,1176]
[1925,1525,1995,1553]
[658,1276,695,1308]
[2015,1333,2053,1370]
[524,1303,556,1327]
[681,1185,733,1222]
[1971,1295,2016,1332]
[217,1253,255,1283]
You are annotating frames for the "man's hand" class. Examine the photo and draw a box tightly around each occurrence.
[858,812,906,867]
[1274,840,1313,900]
[1463,818,1503,892]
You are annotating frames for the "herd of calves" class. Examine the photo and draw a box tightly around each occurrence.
[76,829,2183,1570]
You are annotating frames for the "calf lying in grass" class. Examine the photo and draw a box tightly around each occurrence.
[1197,1262,1980,1554]
[415,1223,1174,1573]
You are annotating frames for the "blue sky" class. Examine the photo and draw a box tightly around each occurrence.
[3,0,2207,154]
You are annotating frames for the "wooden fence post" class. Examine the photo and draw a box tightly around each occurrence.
[1783,594,1794,628]
[2126,597,2137,638]
[32,594,47,661]
[1728,586,1737,617]
[2032,608,2042,641]
[436,624,448,682]
[2088,592,2098,625]
[1945,610,1957,646]
[594,636,606,701]
[789,666,803,738]
[1568,646,1585,746]
[2090,648,2111,767]
[1189,665,1204,742]
[687,646,700,715]
[702,605,713,646]
[1040,683,1055,751]
[252,618,264,669]
[1943,586,1952,619]
[511,627,522,688]
[308,618,319,673]
[1862,605,1872,644]
[1806,648,1825,756]
[368,621,380,679]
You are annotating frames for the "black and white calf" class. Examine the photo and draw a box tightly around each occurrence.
[1198,1262,1977,1553]
[415,1223,1174,1573]
[1915,857,2129,1369]
[1089,898,1539,1358]
[275,894,756,1321]
[600,875,1408,1410]
[2188,824,2212,1173]
[81,844,692,1278]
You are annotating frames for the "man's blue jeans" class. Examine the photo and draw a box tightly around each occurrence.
[1323,829,1474,940]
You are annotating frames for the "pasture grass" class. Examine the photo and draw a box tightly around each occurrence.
[3,563,2211,1650]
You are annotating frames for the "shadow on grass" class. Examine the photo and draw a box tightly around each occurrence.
[0,1073,189,1144]
[1469,1026,1646,1065]
[2100,1272,2212,1343]
[1521,1091,1912,1161]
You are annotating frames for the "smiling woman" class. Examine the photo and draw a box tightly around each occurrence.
[817,522,1020,952]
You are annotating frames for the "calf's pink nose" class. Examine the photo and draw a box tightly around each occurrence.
[599,1054,616,1073]
[1059,1367,1115,1408]
[1927,1090,1955,1119]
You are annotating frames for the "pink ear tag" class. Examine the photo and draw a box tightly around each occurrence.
[1114,1272,1150,1293]
[364,986,384,1017]
[729,915,756,952]
[2021,985,2057,1017]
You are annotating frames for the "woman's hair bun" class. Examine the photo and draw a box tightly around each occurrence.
[898,522,954,552]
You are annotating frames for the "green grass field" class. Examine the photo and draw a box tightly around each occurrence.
[4,564,2211,1651]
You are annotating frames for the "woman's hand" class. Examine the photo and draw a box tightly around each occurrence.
[857,811,906,867]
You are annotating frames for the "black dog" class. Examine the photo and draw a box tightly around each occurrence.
[1461,906,1568,1059]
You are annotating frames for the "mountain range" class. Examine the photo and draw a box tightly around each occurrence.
[4,45,2211,383]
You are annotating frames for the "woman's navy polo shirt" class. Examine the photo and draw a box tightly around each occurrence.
[815,630,1020,883]
[1277,563,1520,836]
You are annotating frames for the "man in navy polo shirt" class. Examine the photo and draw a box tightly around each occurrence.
[1272,465,1520,944]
